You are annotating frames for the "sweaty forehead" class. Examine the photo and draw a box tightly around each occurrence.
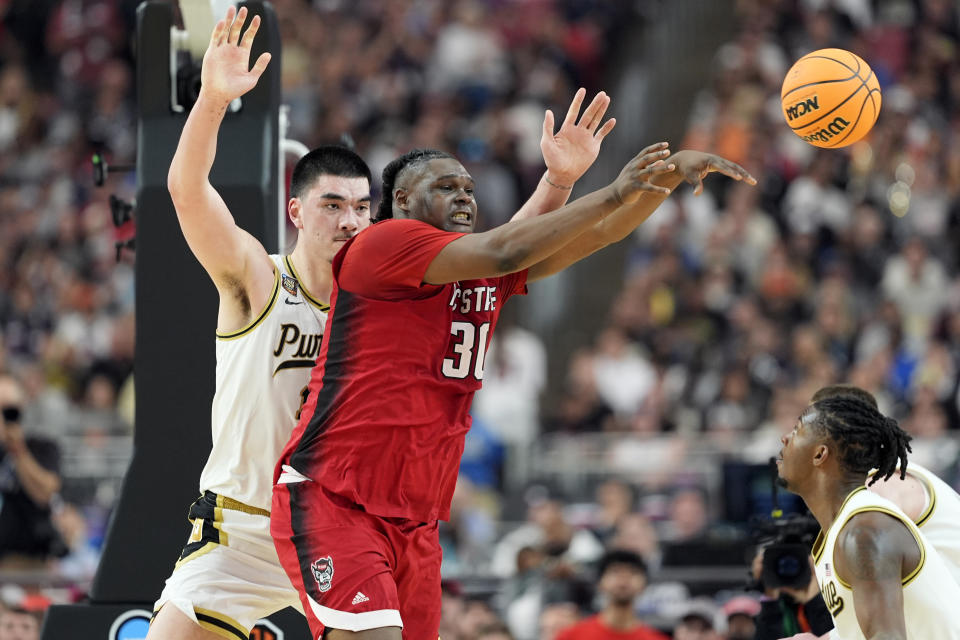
[302,175,370,202]
[403,157,470,185]
[426,157,469,178]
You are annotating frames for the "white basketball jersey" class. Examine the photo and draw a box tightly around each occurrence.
[813,487,960,640]
[901,463,960,585]
[198,255,328,511]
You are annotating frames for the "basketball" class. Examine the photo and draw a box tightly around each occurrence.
[781,48,882,148]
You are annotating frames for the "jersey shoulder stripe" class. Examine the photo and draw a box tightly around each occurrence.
[284,255,329,311]
[833,505,926,589]
[216,264,281,340]
[814,486,867,563]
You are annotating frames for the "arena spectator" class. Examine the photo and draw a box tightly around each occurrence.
[672,598,719,640]
[0,373,62,567]
[0,606,41,640]
[721,596,760,640]
[554,550,667,640]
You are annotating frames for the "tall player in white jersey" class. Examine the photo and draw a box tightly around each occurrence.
[777,394,960,640]
[147,6,621,640]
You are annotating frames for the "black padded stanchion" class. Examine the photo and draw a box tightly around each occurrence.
[41,2,309,638]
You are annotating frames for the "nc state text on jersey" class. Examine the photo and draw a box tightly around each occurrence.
[448,283,498,314]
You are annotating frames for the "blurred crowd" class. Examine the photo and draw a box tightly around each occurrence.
[1,0,960,639]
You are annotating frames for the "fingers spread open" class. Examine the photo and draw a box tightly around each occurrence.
[562,88,586,128]
[228,6,247,45]
[542,109,555,139]
[636,142,669,158]
[633,161,674,194]
[210,19,226,46]
[578,91,608,130]
[250,52,272,77]
[636,148,672,169]
[595,118,616,141]
[241,14,261,49]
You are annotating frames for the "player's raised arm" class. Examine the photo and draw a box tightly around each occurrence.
[836,512,912,640]
[167,7,274,297]
[417,146,675,285]
[524,149,756,282]
[510,88,617,221]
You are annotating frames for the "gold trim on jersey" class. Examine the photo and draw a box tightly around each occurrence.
[813,486,867,563]
[216,492,271,517]
[914,472,937,527]
[194,606,249,640]
[812,530,825,563]
[212,494,229,546]
[866,467,938,527]
[284,255,330,311]
[216,266,281,340]
[832,506,926,589]
[173,540,217,571]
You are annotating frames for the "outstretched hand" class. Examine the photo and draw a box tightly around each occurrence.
[541,88,617,186]
[201,6,272,106]
[610,142,675,205]
[669,150,757,195]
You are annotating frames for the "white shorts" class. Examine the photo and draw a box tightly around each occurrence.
[153,491,304,639]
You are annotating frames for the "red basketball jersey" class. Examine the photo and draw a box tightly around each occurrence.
[277,219,527,522]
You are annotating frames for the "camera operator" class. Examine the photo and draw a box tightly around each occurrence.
[0,372,63,568]
[751,546,833,640]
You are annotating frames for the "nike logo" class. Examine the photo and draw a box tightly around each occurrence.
[285,298,303,305]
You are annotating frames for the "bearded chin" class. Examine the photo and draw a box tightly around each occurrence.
[776,474,789,489]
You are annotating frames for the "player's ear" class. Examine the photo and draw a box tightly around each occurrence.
[394,187,410,216]
[812,443,829,467]
[288,197,304,229]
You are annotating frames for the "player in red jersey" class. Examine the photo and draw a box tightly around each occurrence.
[271,144,755,639]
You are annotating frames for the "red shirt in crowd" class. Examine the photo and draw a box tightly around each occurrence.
[554,615,671,640]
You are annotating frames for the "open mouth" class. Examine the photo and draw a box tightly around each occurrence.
[451,211,473,225]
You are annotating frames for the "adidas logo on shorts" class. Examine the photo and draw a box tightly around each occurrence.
[352,592,370,605]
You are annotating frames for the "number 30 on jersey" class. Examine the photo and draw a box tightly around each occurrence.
[442,321,491,380]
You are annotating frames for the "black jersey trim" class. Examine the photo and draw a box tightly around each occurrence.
[194,607,249,640]
[290,289,353,472]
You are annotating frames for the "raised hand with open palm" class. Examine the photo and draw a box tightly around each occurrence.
[541,88,618,187]
[201,6,272,106]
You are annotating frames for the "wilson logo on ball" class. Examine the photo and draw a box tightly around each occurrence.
[801,116,850,144]
[785,96,819,121]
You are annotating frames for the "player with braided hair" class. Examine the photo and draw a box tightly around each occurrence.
[807,396,911,485]
[808,385,960,584]
[779,386,960,640]
[376,149,453,222]
[777,396,960,640]
[272,135,755,638]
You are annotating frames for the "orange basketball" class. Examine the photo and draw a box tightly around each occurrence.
[781,48,881,148]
